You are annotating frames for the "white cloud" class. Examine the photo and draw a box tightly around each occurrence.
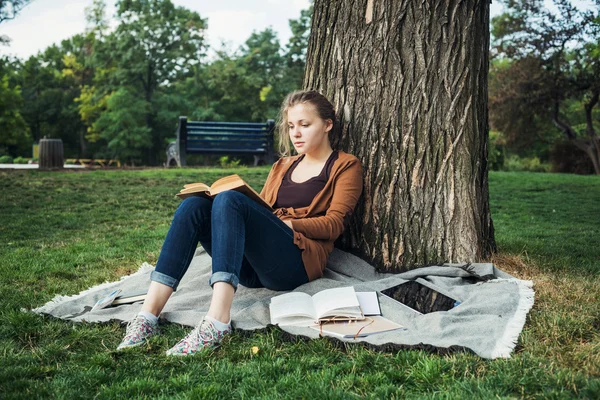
[0,0,90,59]
[205,9,269,51]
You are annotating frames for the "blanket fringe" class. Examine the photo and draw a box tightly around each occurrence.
[487,278,535,359]
[30,262,154,315]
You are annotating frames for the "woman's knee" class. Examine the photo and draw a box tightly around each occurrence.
[174,196,212,224]
[212,190,246,211]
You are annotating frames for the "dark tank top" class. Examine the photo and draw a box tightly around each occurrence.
[274,151,339,209]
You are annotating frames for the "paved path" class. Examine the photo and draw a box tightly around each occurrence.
[0,164,85,169]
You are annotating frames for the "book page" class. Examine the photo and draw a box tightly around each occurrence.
[210,174,243,193]
[183,182,210,190]
[178,175,241,197]
[312,287,360,319]
[178,181,211,197]
[205,174,272,210]
[211,174,241,187]
[270,292,317,321]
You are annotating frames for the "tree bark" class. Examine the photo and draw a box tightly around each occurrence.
[583,90,600,175]
[79,128,87,158]
[305,0,496,271]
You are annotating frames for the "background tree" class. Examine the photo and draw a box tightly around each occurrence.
[0,74,29,155]
[93,88,152,163]
[61,35,96,158]
[0,56,29,156]
[0,0,31,154]
[17,44,86,157]
[305,0,496,270]
[74,0,207,165]
[175,12,312,123]
[490,0,600,174]
[0,0,30,23]
[0,0,31,44]
[105,0,207,164]
[284,4,313,93]
[0,1,312,163]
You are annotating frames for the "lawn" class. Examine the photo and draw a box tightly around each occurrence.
[1,168,599,398]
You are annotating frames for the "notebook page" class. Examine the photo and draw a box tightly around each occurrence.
[312,287,359,319]
[270,292,316,321]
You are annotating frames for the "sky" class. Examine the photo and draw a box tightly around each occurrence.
[0,0,311,59]
[0,0,594,60]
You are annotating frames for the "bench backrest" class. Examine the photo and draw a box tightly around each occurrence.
[177,117,275,156]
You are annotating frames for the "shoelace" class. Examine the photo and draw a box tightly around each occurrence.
[185,320,217,348]
[125,317,148,337]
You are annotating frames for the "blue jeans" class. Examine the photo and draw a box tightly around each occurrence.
[150,191,309,292]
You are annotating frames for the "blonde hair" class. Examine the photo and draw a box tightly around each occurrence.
[276,90,340,159]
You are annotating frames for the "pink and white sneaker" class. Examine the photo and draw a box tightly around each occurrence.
[117,314,158,350]
[166,317,231,356]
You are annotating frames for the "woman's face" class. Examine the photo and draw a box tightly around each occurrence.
[287,103,333,156]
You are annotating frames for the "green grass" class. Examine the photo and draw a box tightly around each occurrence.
[1,168,599,398]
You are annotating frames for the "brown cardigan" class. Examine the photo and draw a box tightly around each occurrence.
[260,151,363,281]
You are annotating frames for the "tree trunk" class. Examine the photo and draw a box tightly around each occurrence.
[305,0,496,271]
[79,128,87,158]
[39,138,64,169]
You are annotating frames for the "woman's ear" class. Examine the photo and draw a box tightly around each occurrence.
[325,119,333,133]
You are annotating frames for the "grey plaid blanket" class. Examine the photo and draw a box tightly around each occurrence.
[32,248,534,359]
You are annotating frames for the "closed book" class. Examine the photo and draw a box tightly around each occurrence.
[311,316,406,339]
[91,289,122,311]
[111,290,148,306]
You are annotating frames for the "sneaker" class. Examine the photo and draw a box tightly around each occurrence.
[117,314,158,350]
[166,317,231,356]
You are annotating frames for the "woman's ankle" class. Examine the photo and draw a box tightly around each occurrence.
[207,282,234,324]
[205,315,231,331]
[205,311,231,325]
[141,281,174,316]
[137,311,159,324]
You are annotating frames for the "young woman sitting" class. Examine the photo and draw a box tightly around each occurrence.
[117,90,363,355]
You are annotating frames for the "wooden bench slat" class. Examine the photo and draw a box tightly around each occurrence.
[187,133,271,140]
[186,129,267,135]
[187,148,268,154]
[169,116,275,167]
[187,144,268,148]
[188,142,267,148]
[187,121,270,129]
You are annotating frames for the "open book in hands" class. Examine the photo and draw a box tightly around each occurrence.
[176,174,273,211]
[269,286,365,327]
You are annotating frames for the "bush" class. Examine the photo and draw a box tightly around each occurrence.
[0,155,14,164]
[219,156,242,168]
[488,131,506,171]
[13,157,29,164]
[504,154,551,173]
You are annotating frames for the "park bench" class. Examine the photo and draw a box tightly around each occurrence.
[166,116,276,167]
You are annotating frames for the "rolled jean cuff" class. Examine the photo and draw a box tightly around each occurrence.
[209,271,239,292]
[150,270,180,291]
